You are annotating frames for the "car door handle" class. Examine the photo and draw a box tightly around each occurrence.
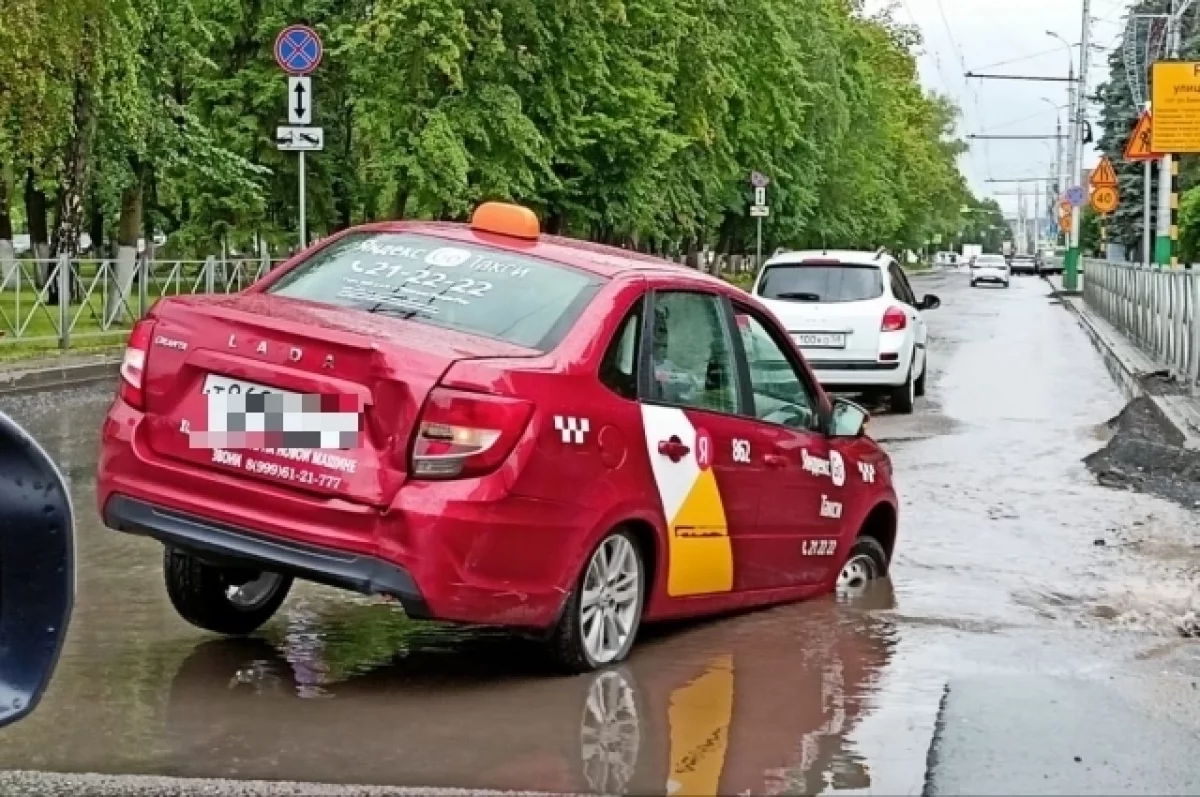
[764,453,789,468]
[658,437,691,462]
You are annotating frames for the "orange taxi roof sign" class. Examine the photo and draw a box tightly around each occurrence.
[470,202,540,241]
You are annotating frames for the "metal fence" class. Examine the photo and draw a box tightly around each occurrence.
[1082,259,1200,386]
[0,243,767,352]
[0,255,280,350]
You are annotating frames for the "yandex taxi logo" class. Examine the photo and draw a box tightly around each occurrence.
[641,406,734,597]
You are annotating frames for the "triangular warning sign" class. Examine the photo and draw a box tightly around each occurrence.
[1090,156,1118,188]
[1124,112,1161,162]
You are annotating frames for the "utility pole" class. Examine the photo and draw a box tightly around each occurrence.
[1157,0,1185,267]
[1064,2,1090,292]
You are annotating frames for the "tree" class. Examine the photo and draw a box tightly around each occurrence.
[2,0,976,271]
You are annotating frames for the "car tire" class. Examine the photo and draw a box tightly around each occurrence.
[163,547,293,635]
[890,366,916,414]
[836,536,889,597]
[915,354,927,398]
[549,528,646,674]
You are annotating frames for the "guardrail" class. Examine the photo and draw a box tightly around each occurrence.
[1081,259,1200,387]
[0,255,279,350]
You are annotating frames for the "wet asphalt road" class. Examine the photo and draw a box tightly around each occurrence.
[2,271,1199,795]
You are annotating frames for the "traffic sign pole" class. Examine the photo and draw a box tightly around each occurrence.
[298,150,306,250]
[756,217,763,273]
[275,24,323,252]
[750,171,769,273]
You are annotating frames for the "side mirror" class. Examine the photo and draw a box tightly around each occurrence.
[0,412,75,729]
[829,398,869,438]
[919,294,941,311]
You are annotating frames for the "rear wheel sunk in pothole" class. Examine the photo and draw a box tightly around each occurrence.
[164,547,293,635]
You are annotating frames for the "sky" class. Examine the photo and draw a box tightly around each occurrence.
[882,0,1132,217]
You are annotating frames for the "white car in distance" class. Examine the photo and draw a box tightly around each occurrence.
[751,250,940,414]
[970,254,1011,288]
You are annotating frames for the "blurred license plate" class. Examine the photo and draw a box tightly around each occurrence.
[202,374,294,398]
[794,333,845,349]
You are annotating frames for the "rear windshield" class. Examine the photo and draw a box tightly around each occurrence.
[266,232,604,351]
[756,263,883,303]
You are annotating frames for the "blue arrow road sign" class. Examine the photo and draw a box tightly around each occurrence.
[275,25,323,76]
[1065,185,1085,207]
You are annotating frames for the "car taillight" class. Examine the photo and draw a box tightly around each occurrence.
[881,307,907,332]
[118,318,156,410]
[410,387,533,480]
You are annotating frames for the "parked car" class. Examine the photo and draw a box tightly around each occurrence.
[1036,249,1062,275]
[97,202,901,673]
[750,250,941,414]
[1010,254,1036,276]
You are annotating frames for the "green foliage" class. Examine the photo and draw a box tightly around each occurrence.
[1,0,976,258]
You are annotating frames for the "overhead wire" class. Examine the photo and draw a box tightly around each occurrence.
[931,0,996,190]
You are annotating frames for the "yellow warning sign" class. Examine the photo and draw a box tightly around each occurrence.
[1124,111,1161,162]
[1151,62,1200,153]
[1090,156,1118,189]
[1091,185,1119,215]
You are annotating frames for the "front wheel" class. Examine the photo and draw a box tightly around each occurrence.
[549,530,645,673]
[836,536,889,598]
[164,547,293,635]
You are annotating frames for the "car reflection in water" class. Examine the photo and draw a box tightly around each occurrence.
[165,585,898,795]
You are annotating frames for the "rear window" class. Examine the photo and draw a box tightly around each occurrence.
[756,263,884,303]
[266,232,604,351]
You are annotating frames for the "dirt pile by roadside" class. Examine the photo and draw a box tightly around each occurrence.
[1084,396,1197,503]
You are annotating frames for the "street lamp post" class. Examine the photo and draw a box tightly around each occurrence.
[1047,28,1086,291]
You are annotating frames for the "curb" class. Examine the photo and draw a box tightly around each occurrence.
[1048,276,1200,449]
[0,359,119,396]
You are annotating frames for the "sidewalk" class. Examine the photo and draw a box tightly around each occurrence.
[0,349,120,395]
[1050,275,1200,448]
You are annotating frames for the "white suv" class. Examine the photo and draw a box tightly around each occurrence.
[970,254,1011,288]
[751,250,940,414]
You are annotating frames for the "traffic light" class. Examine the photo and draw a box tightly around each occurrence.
[0,412,75,729]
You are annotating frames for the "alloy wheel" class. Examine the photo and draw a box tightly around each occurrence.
[226,573,286,610]
[837,555,878,595]
[580,536,641,664]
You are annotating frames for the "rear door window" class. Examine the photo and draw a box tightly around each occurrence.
[266,232,604,351]
[757,263,884,303]
[888,263,917,306]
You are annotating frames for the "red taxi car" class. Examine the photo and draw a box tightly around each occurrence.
[97,202,900,672]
